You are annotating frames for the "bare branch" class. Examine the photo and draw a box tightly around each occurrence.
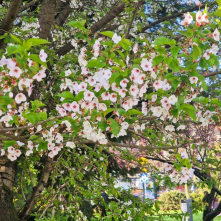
[38,0,59,39]
[18,157,53,220]
[56,2,125,56]
[0,0,23,48]
[20,0,41,12]
[140,3,212,34]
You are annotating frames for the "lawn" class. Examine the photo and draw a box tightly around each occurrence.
[147,212,221,220]
[165,213,221,221]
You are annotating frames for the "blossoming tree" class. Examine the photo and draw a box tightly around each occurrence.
[0,0,221,220]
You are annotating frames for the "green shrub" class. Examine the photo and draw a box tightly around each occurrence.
[158,190,185,211]
[158,189,205,211]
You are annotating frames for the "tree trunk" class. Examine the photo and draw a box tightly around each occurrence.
[0,156,19,221]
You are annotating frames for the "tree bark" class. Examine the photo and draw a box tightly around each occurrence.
[18,157,53,220]
[38,0,59,40]
[0,156,18,221]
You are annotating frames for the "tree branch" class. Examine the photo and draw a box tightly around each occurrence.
[20,0,41,12]
[125,1,144,38]
[0,0,23,48]
[56,2,125,56]
[140,2,212,33]
[18,157,53,220]
[38,0,59,39]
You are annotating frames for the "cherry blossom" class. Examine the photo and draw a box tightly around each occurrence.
[168,95,178,105]
[141,58,153,71]
[181,12,193,26]
[153,80,164,90]
[84,90,94,101]
[189,76,198,84]
[112,33,121,44]
[33,71,46,82]
[39,49,48,62]
[165,125,175,132]
[9,66,22,78]
[15,93,27,104]
[213,28,220,41]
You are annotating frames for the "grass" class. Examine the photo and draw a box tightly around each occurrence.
[147,212,221,220]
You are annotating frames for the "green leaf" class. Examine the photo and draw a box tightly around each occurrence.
[39,112,47,120]
[11,34,22,44]
[86,59,106,68]
[183,158,191,169]
[192,96,209,104]
[170,108,179,118]
[26,38,50,49]
[193,45,202,60]
[4,140,16,148]
[109,119,120,136]
[169,59,180,72]
[7,45,25,55]
[153,37,176,46]
[26,113,37,124]
[0,33,8,40]
[113,57,125,67]
[31,100,45,111]
[128,109,143,115]
[109,73,120,84]
[216,0,221,6]
[153,55,164,66]
[211,98,221,107]
[74,91,84,101]
[117,108,127,116]
[181,104,196,121]
[57,91,74,100]
[98,121,108,131]
[170,46,180,57]
[121,39,131,46]
[201,81,208,91]
[100,31,114,38]
[28,54,47,68]
[67,20,86,30]
[103,108,115,117]
[38,141,48,151]
[116,50,125,59]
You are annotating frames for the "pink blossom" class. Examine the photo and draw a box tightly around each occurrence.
[120,78,129,88]
[112,33,121,44]
[189,76,198,84]
[33,71,46,81]
[119,89,127,98]
[141,58,153,71]
[84,90,94,101]
[153,80,163,90]
[58,108,67,116]
[15,93,26,104]
[39,49,48,62]
[213,28,220,41]
[101,92,110,100]
[110,93,117,102]
[9,66,22,78]
[129,84,139,97]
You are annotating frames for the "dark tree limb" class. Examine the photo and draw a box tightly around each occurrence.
[125,1,144,38]
[18,157,53,220]
[56,2,125,56]
[55,1,72,26]
[38,0,59,40]
[204,201,221,221]
[140,2,212,33]
[90,2,125,34]
[20,0,41,12]
[204,70,221,77]
[0,0,23,49]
